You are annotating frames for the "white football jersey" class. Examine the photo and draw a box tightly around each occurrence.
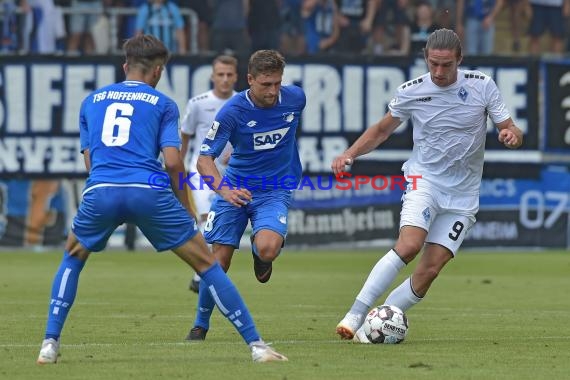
[389,69,510,195]
[180,89,235,172]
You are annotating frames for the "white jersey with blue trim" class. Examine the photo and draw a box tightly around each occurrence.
[200,85,306,190]
[180,89,235,173]
[389,69,510,195]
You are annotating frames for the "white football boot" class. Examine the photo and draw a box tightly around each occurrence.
[335,312,365,340]
[352,326,371,344]
[37,338,59,364]
[250,342,288,363]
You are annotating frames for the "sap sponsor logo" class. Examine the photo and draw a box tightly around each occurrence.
[253,127,290,150]
[206,121,220,140]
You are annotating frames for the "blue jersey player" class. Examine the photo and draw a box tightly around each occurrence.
[36,35,287,365]
[186,50,306,341]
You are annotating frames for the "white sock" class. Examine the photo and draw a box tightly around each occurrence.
[384,276,422,312]
[193,273,201,281]
[352,249,406,311]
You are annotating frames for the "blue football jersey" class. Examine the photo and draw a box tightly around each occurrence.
[200,85,306,190]
[79,80,180,187]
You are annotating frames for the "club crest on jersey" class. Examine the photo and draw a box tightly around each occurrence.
[422,207,431,222]
[206,121,220,140]
[253,127,290,150]
[458,87,468,102]
[282,112,295,123]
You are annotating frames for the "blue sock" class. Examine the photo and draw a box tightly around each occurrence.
[198,262,260,344]
[44,251,86,340]
[193,278,216,330]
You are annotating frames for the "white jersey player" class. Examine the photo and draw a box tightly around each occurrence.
[180,55,238,294]
[181,90,234,215]
[332,28,523,343]
[181,56,238,220]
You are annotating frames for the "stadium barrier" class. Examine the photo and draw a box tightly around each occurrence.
[0,55,568,249]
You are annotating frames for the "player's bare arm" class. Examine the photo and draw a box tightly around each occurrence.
[331,111,401,176]
[197,154,251,207]
[82,148,91,172]
[163,146,196,218]
[496,118,523,149]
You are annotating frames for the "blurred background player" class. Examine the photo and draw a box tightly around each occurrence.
[186,50,306,341]
[36,34,287,364]
[180,55,238,293]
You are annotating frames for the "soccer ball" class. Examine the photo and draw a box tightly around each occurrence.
[362,305,409,344]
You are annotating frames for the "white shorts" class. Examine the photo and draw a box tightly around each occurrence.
[399,183,478,255]
[190,174,216,217]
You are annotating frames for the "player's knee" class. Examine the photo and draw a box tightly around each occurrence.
[394,242,422,262]
[256,244,280,262]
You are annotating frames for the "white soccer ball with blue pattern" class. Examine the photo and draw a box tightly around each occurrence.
[362,304,409,344]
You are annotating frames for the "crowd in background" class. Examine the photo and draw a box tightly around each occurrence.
[1,0,569,57]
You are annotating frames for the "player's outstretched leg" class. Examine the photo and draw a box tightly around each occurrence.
[336,249,406,340]
[37,251,86,364]
[198,262,287,362]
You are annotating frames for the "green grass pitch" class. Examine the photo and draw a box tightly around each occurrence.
[1,249,569,379]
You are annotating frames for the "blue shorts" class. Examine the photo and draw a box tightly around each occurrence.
[528,4,565,38]
[203,189,292,248]
[73,185,198,252]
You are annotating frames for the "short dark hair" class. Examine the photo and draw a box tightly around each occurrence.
[424,28,462,59]
[248,50,285,78]
[123,34,170,74]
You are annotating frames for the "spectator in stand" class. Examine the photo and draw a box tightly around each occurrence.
[370,0,411,55]
[410,1,440,55]
[210,0,249,55]
[188,0,212,53]
[506,0,525,52]
[456,0,505,55]
[248,0,281,51]
[0,0,30,53]
[528,0,570,55]
[135,0,187,54]
[335,0,378,54]
[280,0,305,55]
[67,0,102,55]
[23,0,66,54]
[428,0,456,29]
[302,0,340,54]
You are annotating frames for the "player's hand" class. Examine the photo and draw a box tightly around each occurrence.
[498,128,522,149]
[220,188,252,207]
[331,154,354,177]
